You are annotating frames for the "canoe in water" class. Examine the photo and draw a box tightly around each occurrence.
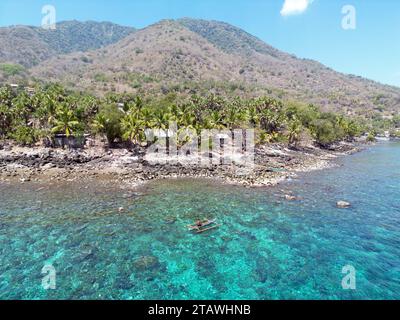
[187,219,217,231]
[196,224,221,234]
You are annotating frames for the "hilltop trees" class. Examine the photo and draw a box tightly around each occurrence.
[0,63,26,77]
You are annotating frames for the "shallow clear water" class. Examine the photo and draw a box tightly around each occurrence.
[0,142,399,300]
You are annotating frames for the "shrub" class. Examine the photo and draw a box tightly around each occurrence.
[390,130,400,138]
[130,82,142,89]
[0,63,25,76]
[94,73,108,82]
[93,104,124,145]
[80,56,92,63]
[366,132,376,142]
[9,126,38,146]
[310,119,338,147]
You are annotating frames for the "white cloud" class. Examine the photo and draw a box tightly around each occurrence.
[280,0,313,16]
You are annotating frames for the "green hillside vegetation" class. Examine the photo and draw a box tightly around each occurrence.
[0,84,374,149]
[0,21,136,68]
[0,63,26,77]
[178,18,281,56]
[35,21,135,55]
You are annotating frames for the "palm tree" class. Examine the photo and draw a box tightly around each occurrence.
[224,107,241,129]
[91,103,124,146]
[170,104,195,128]
[0,103,12,138]
[121,109,144,143]
[258,103,285,133]
[246,105,260,128]
[51,104,80,137]
[91,113,107,135]
[133,96,144,111]
[153,109,172,130]
[287,117,302,148]
[12,91,32,125]
[209,111,224,129]
[31,89,58,127]
[0,86,14,107]
[77,95,99,121]
[345,120,361,140]
[140,107,155,129]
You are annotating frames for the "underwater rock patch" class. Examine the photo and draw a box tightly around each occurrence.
[132,255,162,271]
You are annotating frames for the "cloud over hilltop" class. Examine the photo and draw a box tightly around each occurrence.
[280,0,313,16]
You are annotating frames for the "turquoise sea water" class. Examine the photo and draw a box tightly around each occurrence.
[0,142,399,300]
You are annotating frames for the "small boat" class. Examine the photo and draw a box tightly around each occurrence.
[187,219,216,230]
[196,224,221,234]
[187,219,219,233]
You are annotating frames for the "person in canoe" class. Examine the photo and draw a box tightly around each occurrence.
[195,220,204,228]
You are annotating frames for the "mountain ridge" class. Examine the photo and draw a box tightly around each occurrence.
[1,18,399,118]
[0,20,136,67]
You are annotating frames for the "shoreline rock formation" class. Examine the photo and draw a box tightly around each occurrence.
[0,141,362,188]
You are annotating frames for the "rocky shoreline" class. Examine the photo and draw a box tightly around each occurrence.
[0,141,362,188]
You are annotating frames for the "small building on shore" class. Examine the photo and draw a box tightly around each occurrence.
[53,134,89,149]
[26,87,35,96]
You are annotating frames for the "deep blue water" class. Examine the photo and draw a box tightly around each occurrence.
[0,142,399,299]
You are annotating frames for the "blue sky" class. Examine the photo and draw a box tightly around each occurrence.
[1,0,400,87]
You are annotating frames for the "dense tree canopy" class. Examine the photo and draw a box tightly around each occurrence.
[0,84,385,148]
